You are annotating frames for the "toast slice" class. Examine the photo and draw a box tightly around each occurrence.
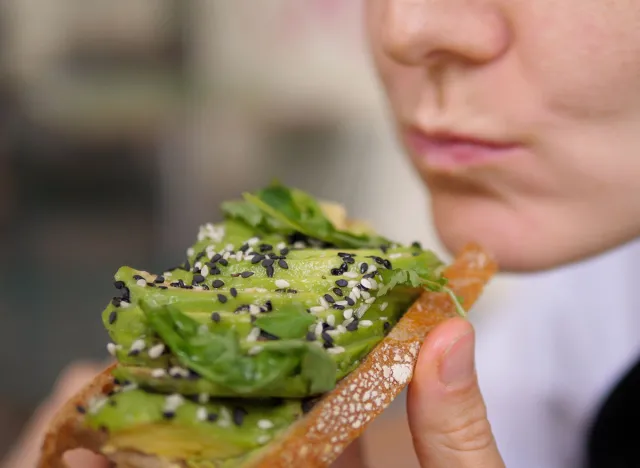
[39,244,496,468]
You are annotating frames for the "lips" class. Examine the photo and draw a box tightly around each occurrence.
[404,127,523,169]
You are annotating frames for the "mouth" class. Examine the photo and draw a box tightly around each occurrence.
[403,126,525,169]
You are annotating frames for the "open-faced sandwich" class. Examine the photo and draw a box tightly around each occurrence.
[39,183,496,468]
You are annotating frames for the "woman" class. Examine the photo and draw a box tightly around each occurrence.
[7,0,640,466]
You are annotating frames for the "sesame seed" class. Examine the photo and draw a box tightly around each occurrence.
[248,237,260,246]
[130,339,146,353]
[247,327,261,342]
[197,407,208,421]
[251,255,264,264]
[319,296,330,309]
[361,278,372,289]
[151,368,166,378]
[345,297,355,306]
[162,411,176,419]
[136,279,146,287]
[360,263,368,274]
[309,306,325,314]
[108,310,117,325]
[360,320,373,327]
[332,304,345,310]
[383,259,392,269]
[257,435,271,445]
[327,346,346,354]
[265,265,275,277]
[384,321,391,332]
[280,247,289,255]
[343,309,354,320]
[365,297,376,304]
[107,343,119,356]
[192,274,205,284]
[239,271,253,278]
[356,304,369,318]
[332,287,344,297]
[219,258,229,267]
[321,331,334,347]
[148,344,165,359]
[343,257,355,264]
[218,294,227,303]
[230,287,238,297]
[278,259,289,269]
[165,394,185,410]
[211,253,222,263]
[275,279,290,288]
[200,266,209,277]
[198,393,210,404]
[265,300,273,311]
[258,419,274,430]
[337,325,347,333]
[362,291,371,300]
[344,272,358,279]
[335,279,347,287]
[261,258,274,268]
[114,281,125,289]
[346,320,359,331]
[306,331,316,341]
[249,305,261,315]
[327,315,336,326]
[76,405,86,414]
[249,345,264,355]
[380,302,389,311]
[211,312,221,322]
[389,253,403,259]
[315,323,324,336]
[208,413,219,422]
[323,294,335,304]
[212,279,224,289]
[233,407,247,426]
[154,276,165,283]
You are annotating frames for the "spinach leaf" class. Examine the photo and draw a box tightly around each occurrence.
[254,304,316,340]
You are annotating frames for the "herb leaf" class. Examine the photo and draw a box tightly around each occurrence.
[254,304,316,340]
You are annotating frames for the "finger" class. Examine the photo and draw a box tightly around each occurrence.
[64,449,111,468]
[332,440,368,468]
[407,318,504,468]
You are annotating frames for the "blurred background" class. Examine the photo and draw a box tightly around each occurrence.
[0,1,510,465]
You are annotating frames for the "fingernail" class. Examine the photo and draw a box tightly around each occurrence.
[439,331,475,386]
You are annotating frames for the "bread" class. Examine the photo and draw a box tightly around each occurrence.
[39,243,496,468]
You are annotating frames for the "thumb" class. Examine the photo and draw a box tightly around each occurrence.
[407,318,504,468]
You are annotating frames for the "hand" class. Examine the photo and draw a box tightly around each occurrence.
[334,318,505,468]
[0,361,111,468]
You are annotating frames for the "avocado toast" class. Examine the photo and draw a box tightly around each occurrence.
[39,184,497,468]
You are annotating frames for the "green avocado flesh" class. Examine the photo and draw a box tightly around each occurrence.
[85,183,453,466]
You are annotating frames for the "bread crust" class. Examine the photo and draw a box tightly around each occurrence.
[38,243,496,468]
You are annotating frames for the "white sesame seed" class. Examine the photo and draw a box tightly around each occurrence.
[276,242,286,250]
[336,300,348,306]
[151,368,166,378]
[369,279,378,290]
[197,407,208,421]
[380,302,389,311]
[187,248,195,256]
[148,343,165,359]
[343,317,354,326]
[327,314,336,326]
[247,237,260,246]
[164,272,173,278]
[198,393,210,404]
[343,309,354,320]
[347,280,358,288]
[389,253,403,259]
[275,279,290,288]
[194,261,203,270]
[319,296,330,309]
[315,322,324,336]
[361,291,371,300]
[136,279,146,287]
[201,265,209,277]
[356,305,369,318]
[327,346,346,354]
[249,345,264,355]
[225,243,234,252]
[310,306,325,314]
[249,305,261,316]
[293,241,306,249]
[326,329,342,337]
[120,301,131,308]
[223,251,231,260]
[235,251,243,261]
[247,327,261,342]
[130,339,146,352]
[165,394,185,411]
[88,397,108,414]
[107,343,118,356]
[380,316,388,321]
[367,264,377,274]
[360,320,373,327]
[361,278,372,289]
[257,419,274,430]
[365,297,376,304]
[344,272,358,278]
[351,288,361,300]
[257,435,271,445]
[169,367,190,378]
[337,325,347,333]
[218,419,231,428]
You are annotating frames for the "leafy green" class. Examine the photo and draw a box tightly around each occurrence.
[254,304,316,340]
[140,301,336,396]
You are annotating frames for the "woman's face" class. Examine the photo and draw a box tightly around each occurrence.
[366,0,640,271]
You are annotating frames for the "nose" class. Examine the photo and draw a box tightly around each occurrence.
[380,0,511,67]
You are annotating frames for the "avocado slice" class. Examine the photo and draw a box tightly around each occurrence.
[88,183,458,466]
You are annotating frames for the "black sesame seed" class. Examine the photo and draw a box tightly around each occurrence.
[219,258,229,267]
[121,287,130,302]
[259,330,280,341]
[211,253,222,263]
[196,251,206,260]
[201,284,210,290]
[363,272,376,279]
[383,321,391,333]
[265,300,273,311]
[346,320,359,331]
[159,285,168,290]
[241,271,254,278]
[218,294,227,303]
[133,274,144,281]
[211,312,221,323]
[321,331,334,347]
[343,257,355,265]
[373,256,384,265]
[114,280,125,289]
[266,265,275,277]
[251,255,264,264]
[230,287,238,297]
[163,411,176,420]
[332,287,344,296]
[412,241,422,249]
[335,279,347,287]
[360,263,368,274]
[76,405,86,414]
[207,413,219,422]
[170,282,180,287]
[337,252,353,258]
[278,259,289,269]
[192,274,205,284]
[146,282,156,287]
[332,304,345,310]
[233,407,248,426]
[212,279,225,288]
[330,268,342,276]
[345,297,355,306]
[111,297,122,307]
[178,279,186,288]
[108,310,117,325]
[280,248,289,255]
[210,266,221,275]
[380,244,389,254]
[323,294,335,304]
[322,323,334,331]
[128,349,140,357]
[306,331,316,341]
[259,244,273,253]
[239,243,250,253]
[235,305,250,313]
[262,258,274,267]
